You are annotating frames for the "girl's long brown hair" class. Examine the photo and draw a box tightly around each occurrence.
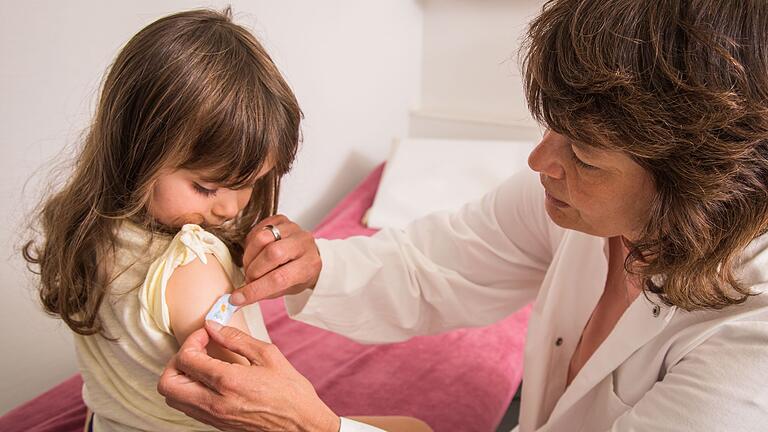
[523,0,768,310]
[23,8,302,335]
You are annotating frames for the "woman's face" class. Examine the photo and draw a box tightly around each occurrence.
[527,130,656,240]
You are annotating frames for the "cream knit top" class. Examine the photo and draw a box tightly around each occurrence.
[74,222,270,431]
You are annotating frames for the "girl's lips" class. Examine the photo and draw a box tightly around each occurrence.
[545,191,570,208]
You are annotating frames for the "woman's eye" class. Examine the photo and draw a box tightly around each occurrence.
[192,182,218,197]
[570,150,598,170]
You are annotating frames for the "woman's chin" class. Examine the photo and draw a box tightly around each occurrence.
[544,202,583,232]
[545,200,569,221]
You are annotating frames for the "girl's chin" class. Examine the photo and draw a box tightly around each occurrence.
[167,213,207,227]
[155,212,238,230]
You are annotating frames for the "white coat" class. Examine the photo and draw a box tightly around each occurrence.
[285,170,768,431]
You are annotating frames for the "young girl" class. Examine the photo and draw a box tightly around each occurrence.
[23,8,301,431]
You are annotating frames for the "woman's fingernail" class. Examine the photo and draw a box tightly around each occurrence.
[230,292,245,305]
[206,320,222,331]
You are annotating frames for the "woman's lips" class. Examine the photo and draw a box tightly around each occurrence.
[545,191,570,208]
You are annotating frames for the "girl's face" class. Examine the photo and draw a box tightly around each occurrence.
[527,130,656,240]
[148,164,272,228]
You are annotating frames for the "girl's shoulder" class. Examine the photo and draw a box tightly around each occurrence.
[162,224,238,279]
[115,222,237,277]
[138,224,242,335]
[112,220,170,266]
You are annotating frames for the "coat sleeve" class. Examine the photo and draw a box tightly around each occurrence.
[607,321,768,431]
[284,169,561,343]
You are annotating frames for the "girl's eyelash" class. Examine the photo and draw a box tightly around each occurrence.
[192,182,218,197]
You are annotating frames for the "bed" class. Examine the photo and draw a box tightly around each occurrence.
[0,163,531,432]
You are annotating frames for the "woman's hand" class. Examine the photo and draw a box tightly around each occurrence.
[230,214,322,306]
[158,322,340,432]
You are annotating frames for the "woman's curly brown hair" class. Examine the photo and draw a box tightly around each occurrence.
[523,0,768,310]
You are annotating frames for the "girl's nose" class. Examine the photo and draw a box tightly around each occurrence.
[528,133,566,180]
[211,193,240,221]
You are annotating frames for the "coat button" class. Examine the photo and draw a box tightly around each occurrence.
[652,305,661,317]
[555,337,563,346]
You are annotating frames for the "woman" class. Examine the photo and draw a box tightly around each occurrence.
[158,0,768,431]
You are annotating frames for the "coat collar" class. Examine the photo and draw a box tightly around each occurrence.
[546,233,678,422]
[548,277,677,421]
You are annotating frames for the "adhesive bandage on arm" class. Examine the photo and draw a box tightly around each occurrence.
[205,294,240,325]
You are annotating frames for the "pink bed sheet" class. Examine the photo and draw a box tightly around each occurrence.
[0,164,530,432]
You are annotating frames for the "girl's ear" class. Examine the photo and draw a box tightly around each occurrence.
[137,170,167,222]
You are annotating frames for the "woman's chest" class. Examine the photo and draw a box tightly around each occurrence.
[518,233,675,431]
[523,296,672,431]
[567,237,643,385]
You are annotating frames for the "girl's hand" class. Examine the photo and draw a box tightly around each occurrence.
[158,322,340,432]
[230,214,322,306]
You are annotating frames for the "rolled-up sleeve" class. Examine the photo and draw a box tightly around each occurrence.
[285,169,561,343]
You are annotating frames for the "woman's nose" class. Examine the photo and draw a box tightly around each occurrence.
[528,134,565,180]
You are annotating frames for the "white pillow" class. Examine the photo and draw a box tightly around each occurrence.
[366,138,537,229]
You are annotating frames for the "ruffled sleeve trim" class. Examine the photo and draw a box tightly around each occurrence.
[139,224,241,335]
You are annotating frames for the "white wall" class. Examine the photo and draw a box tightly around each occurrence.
[0,0,422,414]
[412,0,544,141]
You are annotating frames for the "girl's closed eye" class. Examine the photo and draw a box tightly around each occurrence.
[192,182,218,197]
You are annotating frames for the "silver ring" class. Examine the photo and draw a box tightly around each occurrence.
[263,224,281,241]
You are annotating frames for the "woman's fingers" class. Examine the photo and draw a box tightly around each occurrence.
[231,254,321,305]
[159,367,219,414]
[242,215,294,268]
[171,330,233,392]
[158,320,339,431]
[157,334,222,411]
[160,366,232,430]
[205,322,286,368]
[244,233,305,282]
[164,398,222,428]
[234,214,322,307]
[180,326,210,351]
